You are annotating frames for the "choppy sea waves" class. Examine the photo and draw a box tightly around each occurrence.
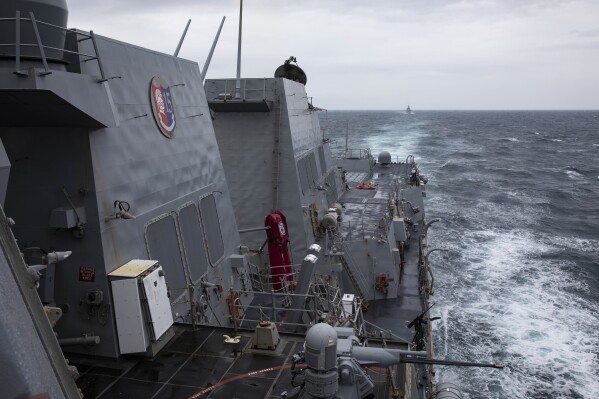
[320,110,599,399]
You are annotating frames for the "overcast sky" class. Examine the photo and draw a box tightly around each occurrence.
[68,0,599,110]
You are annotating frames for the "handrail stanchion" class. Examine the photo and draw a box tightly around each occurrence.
[271,290,277,324]
[230,287,238,335]
[89,31,106,82]
[15,12,21,73]
[313,293,317,322]
[29,12,51,75]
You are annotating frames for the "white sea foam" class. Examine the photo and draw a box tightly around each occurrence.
[566,170,584,179]
[543,234,599,255]
[366,123,425,160]
[432,229,599,399]
[551,138,564,142]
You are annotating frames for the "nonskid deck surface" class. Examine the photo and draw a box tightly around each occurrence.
[71,326,396,399]
[337,162,425,341]
[340,163,408,239]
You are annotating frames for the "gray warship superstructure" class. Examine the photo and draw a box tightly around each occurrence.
[0,1,503,399]
[205,62,342,279]
[0,0,251,366]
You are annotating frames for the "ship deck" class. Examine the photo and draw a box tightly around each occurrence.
[71,161,430,399]
[335,161,427,341]
[71,326,405,399]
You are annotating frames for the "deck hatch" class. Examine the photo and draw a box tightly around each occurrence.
[199,194,224,265]
[145,215,188,300]
[177,203,209,282]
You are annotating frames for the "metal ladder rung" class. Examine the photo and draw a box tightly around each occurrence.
[339,254,366,301]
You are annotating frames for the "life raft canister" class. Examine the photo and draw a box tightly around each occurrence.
[264,211,293,291]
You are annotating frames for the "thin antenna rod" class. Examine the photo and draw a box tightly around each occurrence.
[345,121,349,156]
[201,16,226,82]
[174,19,192,57]
[235,0,243,98]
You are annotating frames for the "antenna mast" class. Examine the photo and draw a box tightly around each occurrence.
[174,19,191,57]
[201,16,226,82]
[345,121,349,157]
[235,0,243,99]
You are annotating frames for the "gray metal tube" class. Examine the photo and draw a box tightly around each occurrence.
[58,335,101,346]
[435,382,463,399]
[238,226,270,234]
[352,347,427,367]
[174,19,191,57]
[235,0,243,98]
[201,16,226,81]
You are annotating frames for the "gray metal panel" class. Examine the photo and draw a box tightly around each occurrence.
[0,138,10,206]
[393,217,408,242]
[298,157,310,193]
[49,206,86,229]
[325,171,338,206]
[177,202,209,282]
[0,70,117,127]
[308,152,318,185]
[318,146,326,176]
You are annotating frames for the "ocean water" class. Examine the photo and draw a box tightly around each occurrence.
[319,110,599,399]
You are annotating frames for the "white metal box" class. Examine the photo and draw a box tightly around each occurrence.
[109,260,174,354]
[342,293,355,317]
[142,267,172,339]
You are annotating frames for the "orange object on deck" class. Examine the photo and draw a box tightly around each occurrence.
[356,182,379,190]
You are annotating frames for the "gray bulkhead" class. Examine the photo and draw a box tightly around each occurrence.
[0,31,248,357]
[206,77,343,263]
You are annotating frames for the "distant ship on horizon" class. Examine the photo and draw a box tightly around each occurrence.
[406,105,412,114]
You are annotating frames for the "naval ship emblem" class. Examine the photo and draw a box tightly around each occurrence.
[150,76,177,138]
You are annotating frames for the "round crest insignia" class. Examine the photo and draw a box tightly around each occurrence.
[278,222,286,236]
[149,76,177,138]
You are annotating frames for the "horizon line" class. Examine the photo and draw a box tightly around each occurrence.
[322,109,599,112]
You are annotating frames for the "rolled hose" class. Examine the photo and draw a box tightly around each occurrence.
[435,382,463,399]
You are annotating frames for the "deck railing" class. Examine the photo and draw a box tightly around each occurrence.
[226,283,365,335]
[0,12,107,80]
[205,78,273,102]
[342,148,371,159]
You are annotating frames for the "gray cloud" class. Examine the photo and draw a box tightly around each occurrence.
[67,0,599,110]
